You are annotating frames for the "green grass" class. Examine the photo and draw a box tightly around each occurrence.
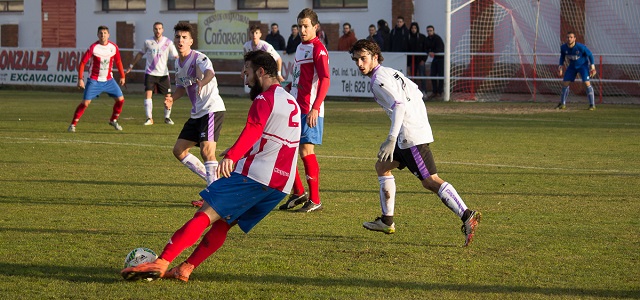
[0,90,638,299]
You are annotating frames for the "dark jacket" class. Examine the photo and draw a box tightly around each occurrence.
[425,33,445,60]
[265,32,286,51]
[407,23,427,64]
[367,33,384,50]
[390,24,409,52]
[286,34,301,54]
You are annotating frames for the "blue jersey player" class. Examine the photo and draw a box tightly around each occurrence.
[556,32,597,110]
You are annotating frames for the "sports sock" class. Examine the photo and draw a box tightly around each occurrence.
[164,107,172,119]
[180,153,207,181]
[302,154,320,204]
[204,161,219,186]
[110,99,124,121]
[381,215,394,226]
[560,86,570,105]
[587,85,595,106]
[71,103,88,125]
[378,175,396,216]
[292,168,305,196]
[159,211,211,262]
[144,98,153,119]
[186,219,231,267]
[437,182,468,218]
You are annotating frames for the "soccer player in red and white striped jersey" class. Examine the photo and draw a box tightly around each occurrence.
[279,8,330,213]
[121,50,301,282]
[67,25,126,133]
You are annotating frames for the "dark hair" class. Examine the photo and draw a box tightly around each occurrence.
[297,8,319,25]
[349,39,384,63]
[369,24,376,29]
[271,23,278,27]
[291,24,298,29]
[174,22,193,38]
[97,25,109,33]
[154,22,163,27]
[344,22,351,29]
[427,25,435,31]
[397,16,404,21]
[249,25,261,34]
[244,50,278,78]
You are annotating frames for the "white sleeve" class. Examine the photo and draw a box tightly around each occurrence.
[266,44,281,62]
[372,76,405,138]
[196,53,214,74]
[169,42,178,59]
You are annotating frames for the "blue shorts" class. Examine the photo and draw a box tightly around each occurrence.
[199,173,287,233]
[83,78,123,100]
[563,65,590,83]
[300,114,323,145]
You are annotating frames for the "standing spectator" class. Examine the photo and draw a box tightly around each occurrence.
[126,22,179,126]
[121,50,301,282]
[68,25,126,133]
[389,16,409,52]
[425,25,445,100]
[244,25,285,82]
[376,19,391,52]
[279,8,330,213]
[338,22,357,51]
[316,22,329,47]
[407,22,427,94]
[556,31,597,110]
[286,24,301,55]
[349,39,481,247]
[163,22,226,207]
[265,23,286,51]
[367,24,384,50]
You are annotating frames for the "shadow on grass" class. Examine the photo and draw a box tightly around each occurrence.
[2,262,636,298]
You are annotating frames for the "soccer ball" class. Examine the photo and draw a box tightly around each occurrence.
[124,247,157,268]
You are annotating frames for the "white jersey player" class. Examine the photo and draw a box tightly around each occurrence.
[244,25,285,82]
[164,22,226,208]
[349,39,482,247]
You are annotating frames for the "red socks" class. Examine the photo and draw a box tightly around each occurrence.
[159,211,211,262]
[111,99,124,121]
[302,154,320,204]
[71,103,88,125]
[292,168,305,196]
[186,220,231,267]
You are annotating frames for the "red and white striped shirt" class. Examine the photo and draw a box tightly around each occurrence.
[225,84,301,193]
[80,41,123,82]
[290,36,330,115]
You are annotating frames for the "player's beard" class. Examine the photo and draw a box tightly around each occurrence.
[249,72,262,100]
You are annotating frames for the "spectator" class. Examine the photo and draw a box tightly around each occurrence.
[286,24,301,54]
[389,16,409,52]
[407,22,427,93]
[366,24,384,50]
[338,22,357,51]
[376,19,391,51]
[425,25,445,100]
[265,23,286,51]
[316,22,328,46]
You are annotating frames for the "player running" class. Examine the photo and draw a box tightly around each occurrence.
[349,39,481,247]
[163,22,226,207]
[556,31,597,110]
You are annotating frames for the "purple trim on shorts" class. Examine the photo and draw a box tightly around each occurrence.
[410,146,431,179]
[207,111,215,142]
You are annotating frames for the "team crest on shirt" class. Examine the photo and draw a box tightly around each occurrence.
[304,50,311,58]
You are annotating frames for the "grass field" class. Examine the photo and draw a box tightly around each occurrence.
[0,89,638,299]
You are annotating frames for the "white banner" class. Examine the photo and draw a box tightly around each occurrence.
[281,51,406,98]
[0,48,84,86]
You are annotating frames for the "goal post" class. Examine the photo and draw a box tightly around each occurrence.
[445,0,640,103]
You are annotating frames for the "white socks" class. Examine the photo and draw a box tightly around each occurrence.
[204,161,219,186]
[437,182,468,218]
[144,99,153,119]
[180,153,206,181]
[378,175,396,216]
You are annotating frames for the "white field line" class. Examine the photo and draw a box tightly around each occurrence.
[3,136,635,175]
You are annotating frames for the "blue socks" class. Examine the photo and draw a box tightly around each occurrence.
[587,85,595,106]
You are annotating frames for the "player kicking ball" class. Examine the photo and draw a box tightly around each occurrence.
[349,39,481,247]
[121,50,301,282]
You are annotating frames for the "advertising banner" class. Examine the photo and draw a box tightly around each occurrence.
[198,11,257,60]
[0,48,84,86]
